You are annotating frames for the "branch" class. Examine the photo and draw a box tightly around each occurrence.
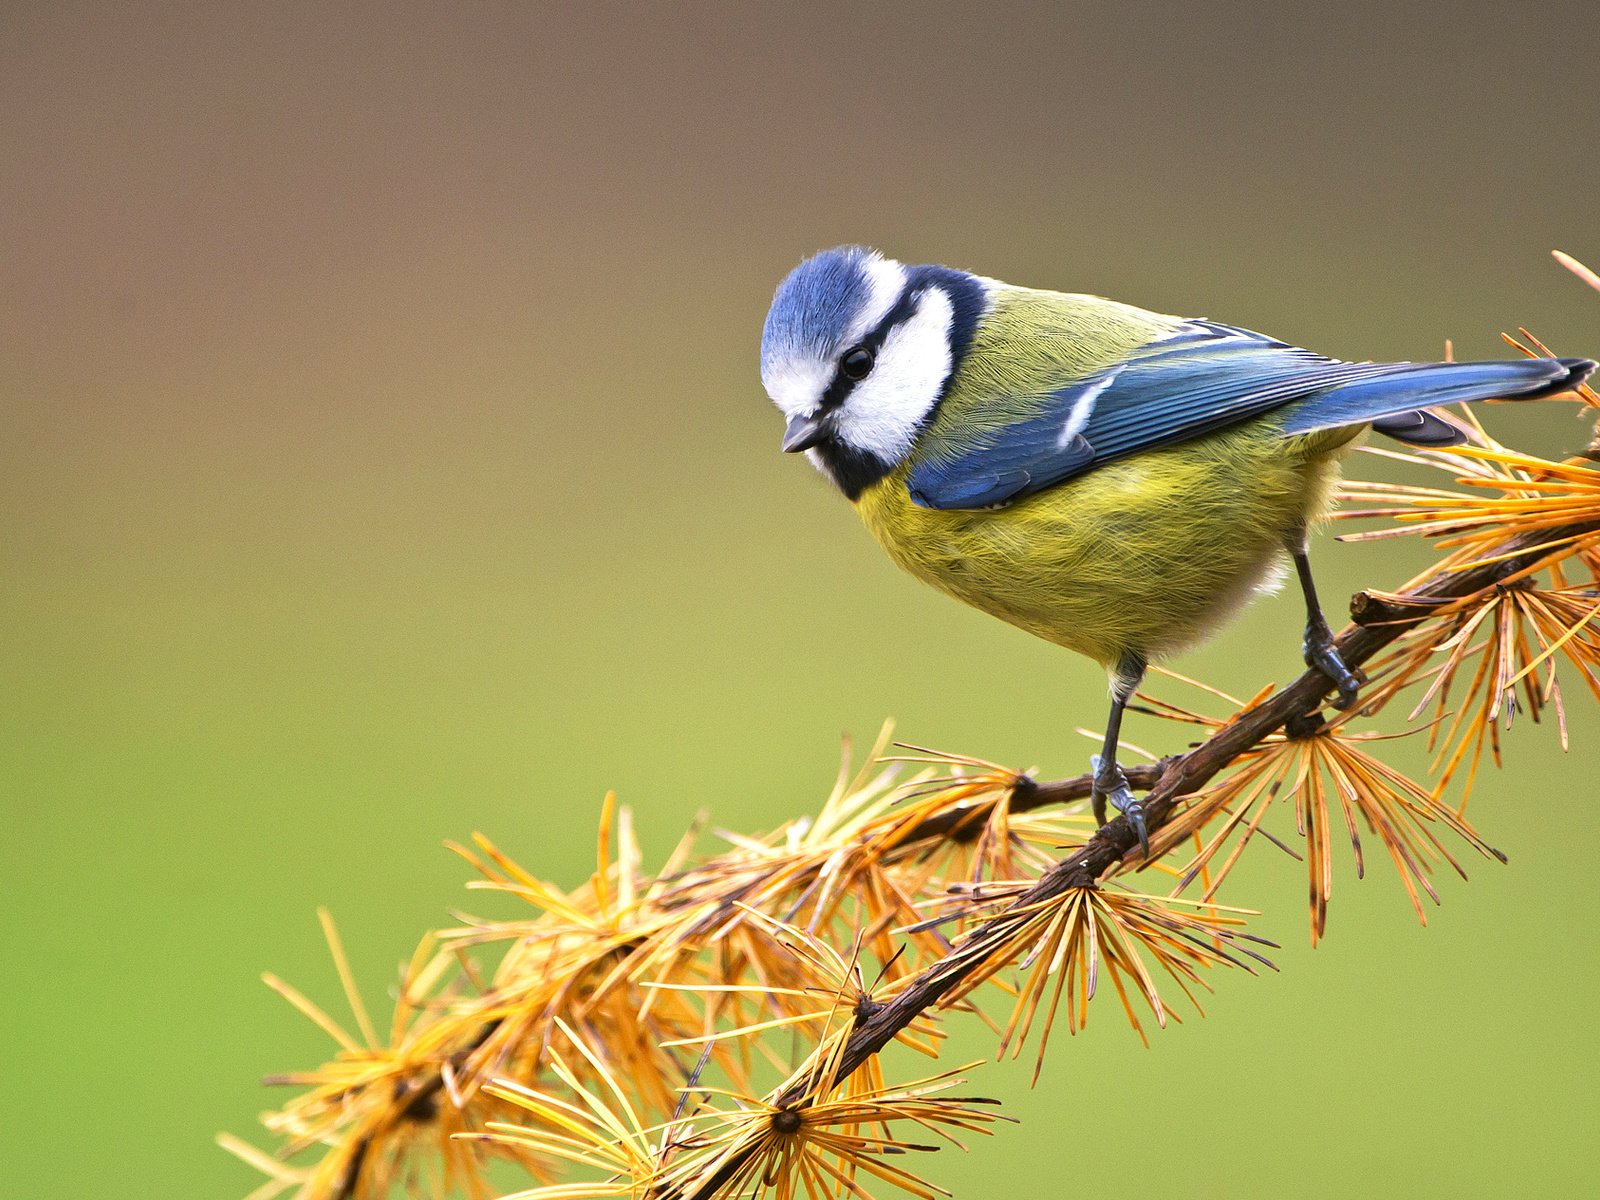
[676,517,1600,1200]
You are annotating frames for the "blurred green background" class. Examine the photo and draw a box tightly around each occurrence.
[5,3,1600,1196]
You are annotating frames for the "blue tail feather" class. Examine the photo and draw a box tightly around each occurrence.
[1281,357,1594,443]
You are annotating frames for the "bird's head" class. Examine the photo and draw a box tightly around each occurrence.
[759,246,986,499]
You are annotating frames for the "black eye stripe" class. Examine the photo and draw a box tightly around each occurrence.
[818,286,927,410]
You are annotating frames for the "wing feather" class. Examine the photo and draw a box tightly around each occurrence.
[909,322,1370,509]
[907,319,1591,511]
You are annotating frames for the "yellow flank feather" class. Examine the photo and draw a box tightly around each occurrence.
[856,419,1356,668]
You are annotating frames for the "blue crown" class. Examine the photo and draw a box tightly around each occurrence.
[760,246,880,376]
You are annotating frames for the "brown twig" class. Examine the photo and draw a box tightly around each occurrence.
[673,516,1600,1200]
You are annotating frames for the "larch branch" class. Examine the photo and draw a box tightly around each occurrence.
[673,516,1600,1200]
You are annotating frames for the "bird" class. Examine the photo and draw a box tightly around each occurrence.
[758,245,1595,855]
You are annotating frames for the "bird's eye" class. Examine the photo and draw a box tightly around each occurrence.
[840,345,875,381]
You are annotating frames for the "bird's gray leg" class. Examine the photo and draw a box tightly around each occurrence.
[1091,652,1149,857]
[1288,523,1360,709]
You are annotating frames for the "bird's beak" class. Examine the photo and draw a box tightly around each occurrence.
[781,412,827,453]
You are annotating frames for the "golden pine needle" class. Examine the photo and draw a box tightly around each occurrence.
[658,1026,1006,1200]
[1357,578,1600,805]
[1160,722,1503,944]
[648,906,945,1060]
[882,744,1093,916]
[1338,441,1600,569]
[1328,399,1600,805]
[939,883,1271,1070]
[228,919,539,1200]
[471,1011,1004,1200]
[215,1133,308,1200]
[1554,249,1600,295]
[259,971,363,1056]
[648,731,1049,992]
[467,1021,674,1200]
[317,907,379,1049]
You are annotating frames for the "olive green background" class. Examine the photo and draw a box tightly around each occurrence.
[5,3,1600,1197]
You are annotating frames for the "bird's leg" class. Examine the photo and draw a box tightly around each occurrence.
[1091,652,1149,858]
[1288,524,1360,709]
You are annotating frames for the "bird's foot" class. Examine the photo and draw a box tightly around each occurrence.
[1091,753,1149,859]
[1303,623,1361,710]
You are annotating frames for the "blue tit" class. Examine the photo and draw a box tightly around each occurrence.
[758,245,1595,853]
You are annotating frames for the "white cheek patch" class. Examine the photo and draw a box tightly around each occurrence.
[832,288,955,465]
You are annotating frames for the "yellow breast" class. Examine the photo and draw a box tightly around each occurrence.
[854,424,1350,667]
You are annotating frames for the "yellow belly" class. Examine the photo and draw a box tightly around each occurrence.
[854,425,1350,667]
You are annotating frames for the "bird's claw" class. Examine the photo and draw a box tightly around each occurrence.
[1091,754,1151,859]
[1304,628,1361,710]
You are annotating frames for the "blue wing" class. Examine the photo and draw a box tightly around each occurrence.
[908,321,1591,511]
